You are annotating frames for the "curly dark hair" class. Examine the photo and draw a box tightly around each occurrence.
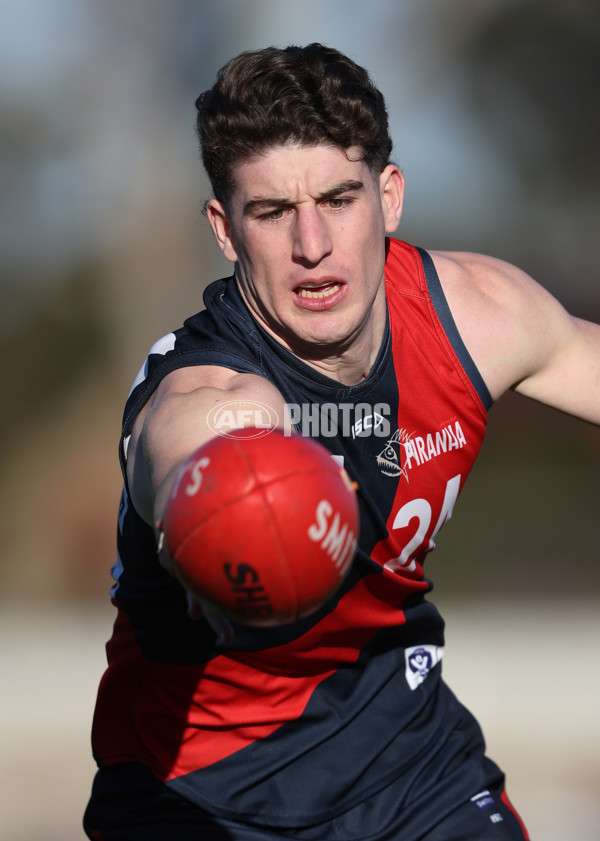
[195,43,393,207]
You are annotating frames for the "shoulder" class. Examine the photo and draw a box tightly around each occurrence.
[137,364,287,462]
[128,366,288,525]
[427,250,580,401]
[152,364,279,399]
[143,366,288,440]
[429,250,541,305]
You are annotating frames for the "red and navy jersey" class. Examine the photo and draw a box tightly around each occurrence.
[91,239,495,827]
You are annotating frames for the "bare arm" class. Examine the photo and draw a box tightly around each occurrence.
[431,251,600,424]
[126,365,289,529]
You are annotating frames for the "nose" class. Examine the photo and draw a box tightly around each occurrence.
[292,206,333,265]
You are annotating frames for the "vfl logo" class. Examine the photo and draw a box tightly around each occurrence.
[408,648,432,675]
[405,644,444,690]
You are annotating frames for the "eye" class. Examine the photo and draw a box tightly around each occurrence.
[327,198,350,210]
[261,208,286,221]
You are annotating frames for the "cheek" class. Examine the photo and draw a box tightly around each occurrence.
[357,234,386,282]
[236,250,283,306]
[238,231,279,272]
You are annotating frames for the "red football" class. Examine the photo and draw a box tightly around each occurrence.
[161,428,359,625]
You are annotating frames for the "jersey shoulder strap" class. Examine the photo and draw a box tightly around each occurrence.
[385,238,492,411]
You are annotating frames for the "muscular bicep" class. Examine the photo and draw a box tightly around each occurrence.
[127,366,288,526]
[513,314,600,424]
[433,251,600,423]
[495,272,600,423]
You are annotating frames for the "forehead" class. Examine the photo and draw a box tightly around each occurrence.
[230,142,373,204]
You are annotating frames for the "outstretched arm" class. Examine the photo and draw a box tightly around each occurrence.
[125,365,289,639]
[126,365,289,529]
[433,251,600,425]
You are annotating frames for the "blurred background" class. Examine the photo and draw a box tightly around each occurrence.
[1,0,598,838]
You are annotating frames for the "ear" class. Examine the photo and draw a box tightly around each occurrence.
[206,199,239,262]
[379,165,405,234]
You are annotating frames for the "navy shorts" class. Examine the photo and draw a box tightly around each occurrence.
[84,763,529,841]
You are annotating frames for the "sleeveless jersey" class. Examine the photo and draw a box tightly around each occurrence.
[90,238,495,827]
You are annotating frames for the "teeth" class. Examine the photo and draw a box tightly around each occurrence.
[297,283,340,299]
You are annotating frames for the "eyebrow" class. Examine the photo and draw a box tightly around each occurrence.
[243,179,365,216]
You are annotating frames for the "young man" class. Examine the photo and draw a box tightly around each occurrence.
[84,44,600,840]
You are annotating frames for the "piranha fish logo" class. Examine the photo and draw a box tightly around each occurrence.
[376,428,412,478]
[377,422,467,479]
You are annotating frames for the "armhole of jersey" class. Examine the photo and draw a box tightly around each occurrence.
[416,246,493,410]
[121,348,268,451]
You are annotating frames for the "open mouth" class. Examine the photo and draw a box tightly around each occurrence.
[294,282,341,300]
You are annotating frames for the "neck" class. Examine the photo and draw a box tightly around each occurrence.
[291,315,386,385]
